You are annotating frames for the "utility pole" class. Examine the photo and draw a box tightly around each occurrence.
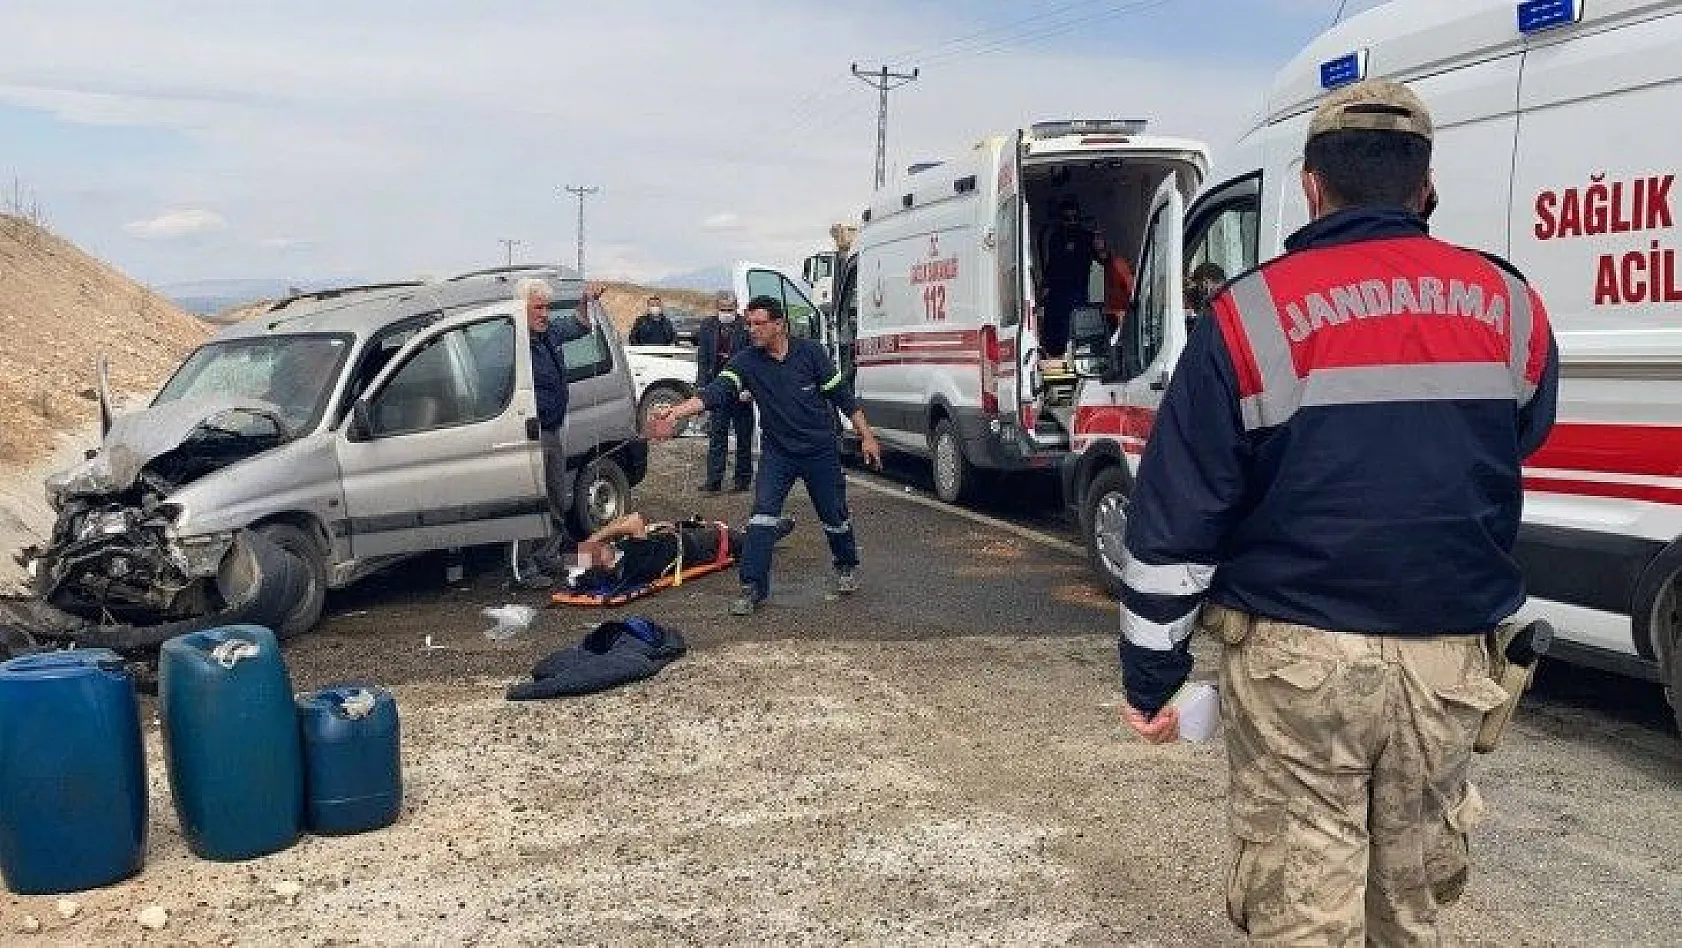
[851,63,919,190]
[498,238,522,266]
[563,184,600,276]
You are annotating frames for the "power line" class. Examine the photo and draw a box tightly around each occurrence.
[562,185,599,277]
[851,63,919,190]
[1330,0,1351,27]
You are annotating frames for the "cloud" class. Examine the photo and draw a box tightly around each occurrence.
[124,208,226,240]
[0,1,1336,284]
[701,212,743,232]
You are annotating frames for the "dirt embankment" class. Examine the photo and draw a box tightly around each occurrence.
[0,215,208,470]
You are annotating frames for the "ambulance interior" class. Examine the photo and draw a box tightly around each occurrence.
[1020,156,1195,425]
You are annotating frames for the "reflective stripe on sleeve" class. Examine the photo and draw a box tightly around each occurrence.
[1120,604,1199,651]
[821,371,846,392]
[720,369,743,390]
[1122,559,1215,598]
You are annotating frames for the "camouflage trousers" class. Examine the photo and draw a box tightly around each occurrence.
[1205,605,1511,947]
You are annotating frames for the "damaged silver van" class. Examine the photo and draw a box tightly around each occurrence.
[4,266,645,653]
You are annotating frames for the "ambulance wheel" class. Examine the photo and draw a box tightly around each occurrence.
[1653,574,1682,735]
[1082,467,1131,598]
[930,419,977,504]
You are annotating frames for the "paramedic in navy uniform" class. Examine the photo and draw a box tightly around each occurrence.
[646,295,883,616]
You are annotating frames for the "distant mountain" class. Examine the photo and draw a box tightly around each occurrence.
[650,266,731,293]
[159,277,353,315]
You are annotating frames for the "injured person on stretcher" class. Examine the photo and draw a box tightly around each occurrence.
[521,512,796,598]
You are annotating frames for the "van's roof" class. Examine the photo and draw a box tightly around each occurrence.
[1268,0,1671,125]
[209,267,582,342]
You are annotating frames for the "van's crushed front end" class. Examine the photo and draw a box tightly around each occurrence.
[2,398,304,658]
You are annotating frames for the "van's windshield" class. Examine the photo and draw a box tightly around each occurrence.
[153,333,354,435]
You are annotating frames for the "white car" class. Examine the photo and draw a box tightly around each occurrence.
[625,344,706,436]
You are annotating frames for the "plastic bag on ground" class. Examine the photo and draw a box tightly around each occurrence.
[481,605,537,641]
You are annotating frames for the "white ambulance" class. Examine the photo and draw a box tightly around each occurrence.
[1062,0,1682,719]
[812,122,1209,503]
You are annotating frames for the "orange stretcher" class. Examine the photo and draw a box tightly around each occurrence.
[550,522,734,607]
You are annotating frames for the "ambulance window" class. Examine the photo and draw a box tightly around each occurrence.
[746,269,820,340]
[996,198,1022,328]
[1184,173,1262,293]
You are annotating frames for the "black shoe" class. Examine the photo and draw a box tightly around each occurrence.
[731,586,765,616]
[699,483,723,494]
[775,517,797,542]
[730,482,752,493]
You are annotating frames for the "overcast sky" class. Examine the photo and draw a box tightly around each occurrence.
[0,0,1384,289]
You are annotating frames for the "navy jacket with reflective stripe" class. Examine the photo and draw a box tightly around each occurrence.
[1118,208,1560,711]
[699,338,855,458]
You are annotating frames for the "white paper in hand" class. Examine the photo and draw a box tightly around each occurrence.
[1170,682,1221,743]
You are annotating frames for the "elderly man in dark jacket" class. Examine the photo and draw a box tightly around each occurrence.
[695,290,755,492]
[523,277,598,526]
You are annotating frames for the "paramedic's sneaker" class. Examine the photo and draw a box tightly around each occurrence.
[834,567,859,596]
[731,586,764,616]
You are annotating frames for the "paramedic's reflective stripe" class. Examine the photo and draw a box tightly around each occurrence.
[720,369,743,391]
[748,514,783,528]
[822,519,853,534]
[1498,270,1539,405]
[1122,558,1215,598]
[1120,606,1198,651]
[821,371,846,393]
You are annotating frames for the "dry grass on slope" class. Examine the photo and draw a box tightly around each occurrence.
[0,215,209,469]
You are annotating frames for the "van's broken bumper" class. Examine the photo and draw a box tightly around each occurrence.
[0,529,306,657]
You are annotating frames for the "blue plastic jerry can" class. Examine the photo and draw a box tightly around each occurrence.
[0,649,147,894]
[297,684,403,835]
[159,625,303,861]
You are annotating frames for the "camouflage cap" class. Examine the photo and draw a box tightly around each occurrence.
[1307,79,1433,144]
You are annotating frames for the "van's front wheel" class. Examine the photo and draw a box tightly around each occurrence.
[1082,467,1130,598]
[931,419,978,505]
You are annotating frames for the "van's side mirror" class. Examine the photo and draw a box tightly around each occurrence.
[1068,305,1114,380]
[347,399,374,441]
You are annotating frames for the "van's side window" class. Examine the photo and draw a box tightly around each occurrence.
[996,198,1022,328]
[370,317,515,437]
[746,269,820,340]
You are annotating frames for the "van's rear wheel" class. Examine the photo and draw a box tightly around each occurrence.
[1082,467,1130,598]
[931,419,978,505]
[569,457,631,537]
[639,384,693,437]
[254,523,326,640]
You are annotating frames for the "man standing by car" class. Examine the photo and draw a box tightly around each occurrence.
[646,295,882,616]
[1116,80,1559,944]
[697,290,755,493]
[520,277,597,534]
[628,296,678,346]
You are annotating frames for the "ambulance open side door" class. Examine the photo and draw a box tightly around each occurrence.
[1113,175,1187,464]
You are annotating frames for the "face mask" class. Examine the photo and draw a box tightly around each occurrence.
[647,308,662,316]
[718,311,735,323]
